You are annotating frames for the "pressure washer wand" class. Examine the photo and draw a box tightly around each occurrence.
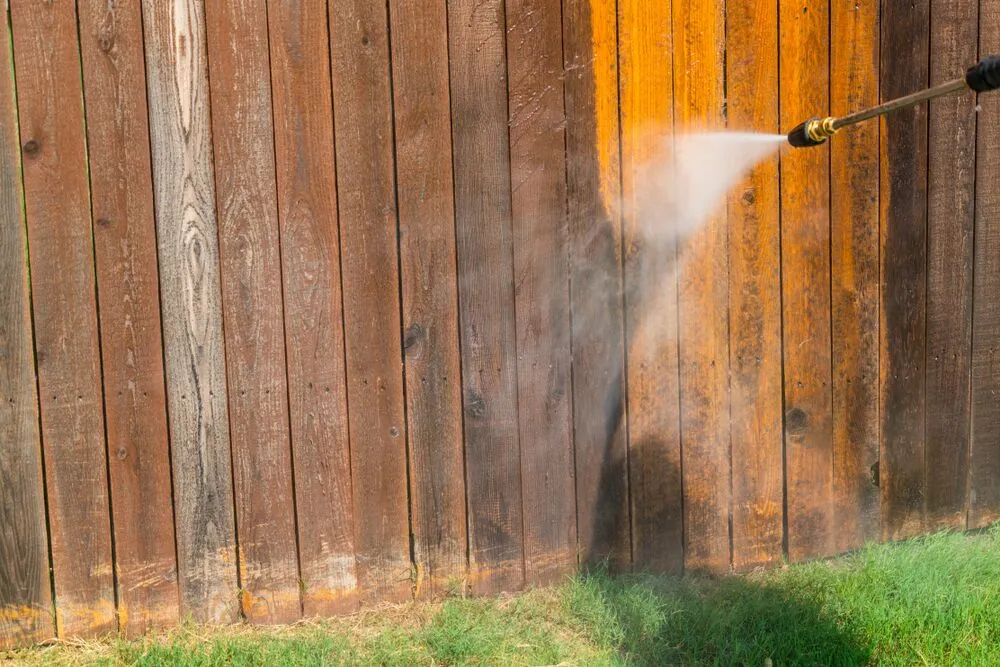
[787,55,1000,148]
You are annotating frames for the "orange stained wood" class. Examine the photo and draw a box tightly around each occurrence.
[619,0,684,574]
[590,0,621,215]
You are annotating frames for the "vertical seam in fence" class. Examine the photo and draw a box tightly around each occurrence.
[966,0,982,528]
[198,9,243,616]
[922,0,933,526]
[498,0,527,587]
[440,0,472,583]
[722,0,735,573]
[324,0,358,591]
[669,0,686,572]
[826,0,835,554]
[612,0,634,569]
[775,0,789,562]
[73,3,119,633]
[262,0,305,615]
[382,0,418,590]
[135,2,183,610]
[6,5,58,633]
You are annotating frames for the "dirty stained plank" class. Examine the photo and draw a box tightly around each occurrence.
[141,0,240,623]
[266,0,360,615]
[9,0,116,638]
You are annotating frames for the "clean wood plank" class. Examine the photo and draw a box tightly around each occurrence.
[448,0,525,593]
[618,0,683,574]
[880,0,930,541]
[204,0,301,624]
[727,0,783,571]
[924,0,977,533]
[506,0,576,586]
[386,0,468,597]
[140,0,239,623]
[830,0,881,554]
[77,0,180,636]
[672,0,731,573]
[0,12,54,649]
[563,0,630,571]
[9,0,116,637]
[266,0,359,615]
[970,0,1000,530]
[780,0,835,563]
[329,0,411,603]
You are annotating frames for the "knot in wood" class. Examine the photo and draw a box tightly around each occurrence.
[22,139,39,155]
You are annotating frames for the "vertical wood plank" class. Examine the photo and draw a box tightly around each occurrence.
[779,0,835,562]
[266,0,359,615]
[673,0,731,573]
[618,0,683,574]
[0,11,54,649]
[77,0,180,636]
[448,0,525,593]
[564,0,630,571]
[506,0,576,585]
[141,0,239,623]
[970,0,1000,530]
[880,0,929,541]
[9,1,116,637]
[924,0,977,533]
[204,0,301,624]
[329,0,411,602]
[727,0,783,571]
[386,0,468,597]
[830,0,881,554]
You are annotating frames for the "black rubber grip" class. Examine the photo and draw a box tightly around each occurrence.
[966,55,1000,92]
[786,117,826,148]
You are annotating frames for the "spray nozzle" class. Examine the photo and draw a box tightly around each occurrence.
[786,117,838,148]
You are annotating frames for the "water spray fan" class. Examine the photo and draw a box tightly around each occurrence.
[787,55,1000,148]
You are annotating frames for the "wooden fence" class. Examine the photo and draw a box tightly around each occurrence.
[1,0,997,649]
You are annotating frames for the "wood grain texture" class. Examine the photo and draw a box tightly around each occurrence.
[506,0,576,586]
[564,0,630,571]
[204,0,301,624]
[924,0,977,533]
[672,0,731,573]
[880,0,929,541]
[726,0,783,571]
[9,0,116,638]
[448,0,526,593]
[0,13,54,649]
[386,0,468,597]
[77,0,180,636]
[618,0,683,574]
[780,0,835,563]
[830,0,881,554]
[970,0,1000,530]
[329,0,411,602]
[141,0,239,623]
[266,0,359,616]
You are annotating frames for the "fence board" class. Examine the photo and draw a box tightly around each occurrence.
[727,0,783,571]
[0,12,53,649]
[266,0,359,615]
[970,0,1000,530]
[564,0,630,571]
[924,0,977,532]
[880,0,930,541]
[672,0,731,574]
[329,0,411,602]
[779,0,835,562]
[831,0,881,554]
[506,0,576,586]
[140,0,239,623]
[77,0,179,635]
[386,0,467,598]
[618,0,683,575]
[9,1,116,637]
[448,0,525,593]
[204,0,301,624]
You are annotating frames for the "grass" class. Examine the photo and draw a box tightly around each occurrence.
[5,525,1000,666]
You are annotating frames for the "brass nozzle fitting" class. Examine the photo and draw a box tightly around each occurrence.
[806,116,839,143]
